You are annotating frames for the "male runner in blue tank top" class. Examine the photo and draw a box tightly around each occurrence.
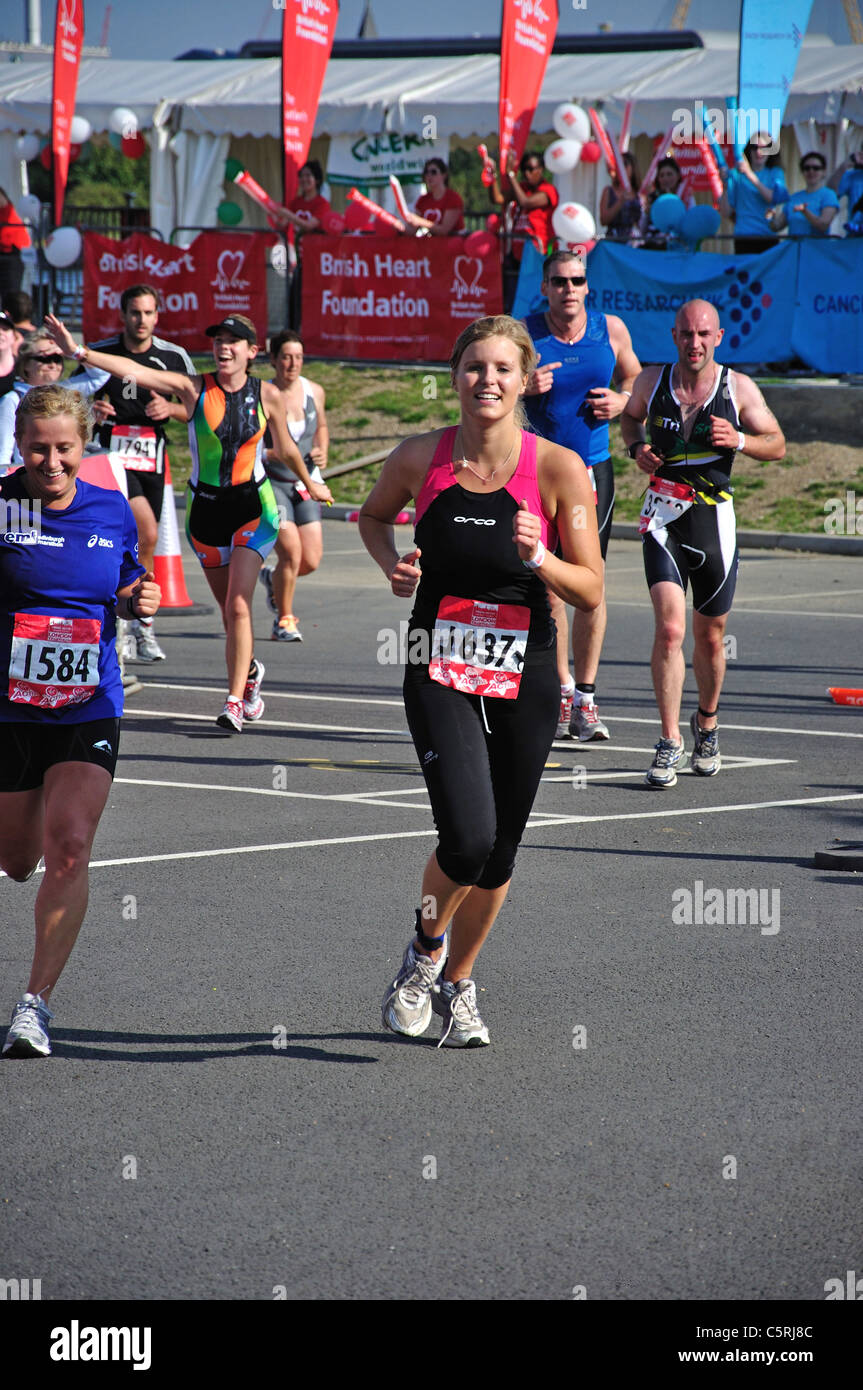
[621,300,785,787]
[523,249,641,742]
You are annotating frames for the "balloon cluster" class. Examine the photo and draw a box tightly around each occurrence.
[650,194,721,244]
[545,105,599,253]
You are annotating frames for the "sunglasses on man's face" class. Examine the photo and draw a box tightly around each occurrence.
[31,353,65,364]
[549,275,586,288]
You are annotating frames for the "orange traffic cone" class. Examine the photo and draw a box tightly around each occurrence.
[827,688,863,706]
[154,456,194,608]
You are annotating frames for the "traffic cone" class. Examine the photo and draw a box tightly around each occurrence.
[827,688,863,706]
[154,455,194,608]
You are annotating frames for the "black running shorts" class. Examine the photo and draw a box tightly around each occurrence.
[0,718,121,793]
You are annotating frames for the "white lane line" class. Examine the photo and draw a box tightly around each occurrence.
[115,776,415,806]
[606,599,863,619]
[540,758,795,784]
[604,716,863,740]
[124,707,411,737]
[80,790,863,871]
[140,683,404,709]
[734,587,863,603]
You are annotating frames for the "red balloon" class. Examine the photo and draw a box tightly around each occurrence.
[580,141,601,164]
[69,144,81,163]
[464,230,496,257]
[121,132,146,159]
[39,145,53,170]
[485,213,501,233]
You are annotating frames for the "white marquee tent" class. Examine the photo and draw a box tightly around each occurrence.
[1,37,861,237]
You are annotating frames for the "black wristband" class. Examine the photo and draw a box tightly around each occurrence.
[414,908,445,952]
[627,441,644,459]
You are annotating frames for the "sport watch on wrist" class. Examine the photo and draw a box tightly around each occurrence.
[627,441,644,459]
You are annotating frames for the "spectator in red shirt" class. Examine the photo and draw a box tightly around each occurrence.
[282,161,333,237]
[402,159,465,237]
[0,188,31,302]
[490,151,559,260]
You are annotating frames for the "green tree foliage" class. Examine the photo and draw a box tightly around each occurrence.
[27,136,149,216]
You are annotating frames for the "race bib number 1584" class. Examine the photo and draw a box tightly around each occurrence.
[8,613,101,708]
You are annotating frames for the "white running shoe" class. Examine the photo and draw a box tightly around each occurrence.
[570,702,610,741]
[433,979,490,1048]
[129,620,165,663]
[3,993,53,1058]
[645,737,686,788]
[216,698,244,733]
[556,691,574,739]
[259,565,277,614]
[382,938,448,1037]
[243,658,265,721]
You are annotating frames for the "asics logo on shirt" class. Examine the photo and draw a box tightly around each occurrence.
[88,535,114,548]
[453,517,496,525]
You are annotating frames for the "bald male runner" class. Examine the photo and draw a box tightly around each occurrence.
[620,300,785,788]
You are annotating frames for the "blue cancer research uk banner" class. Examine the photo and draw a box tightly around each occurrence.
[581,241,797,364]
[791,240,863,374]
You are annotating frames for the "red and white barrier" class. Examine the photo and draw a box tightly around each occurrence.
[154,456,193,608]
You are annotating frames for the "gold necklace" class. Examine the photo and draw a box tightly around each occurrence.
[456,429,518,485]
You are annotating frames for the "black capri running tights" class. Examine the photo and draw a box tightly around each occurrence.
[403,642,559,889]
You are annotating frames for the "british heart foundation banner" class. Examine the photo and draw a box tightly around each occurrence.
[301,236,504,362]
[499,0,558,176]
[52,0,85,223]
[282,0,339,205]
[83,231,275,352]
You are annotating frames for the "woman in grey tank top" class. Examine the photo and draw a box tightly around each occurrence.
[260,331,329,641]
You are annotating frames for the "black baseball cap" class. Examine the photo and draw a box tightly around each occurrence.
[205,315,257,343]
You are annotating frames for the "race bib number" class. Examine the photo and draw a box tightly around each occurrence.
[8,613,101,709]
[638,475,696,535]
[110,424,160,473]
[429,596,529,699]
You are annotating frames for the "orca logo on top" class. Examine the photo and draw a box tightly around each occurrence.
[454,517,496,525]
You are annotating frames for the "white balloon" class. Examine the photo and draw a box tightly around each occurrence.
[109,106,138,137]
[552,202,596,246]
[18,195,41,225]
[15,133,41,162]
[545,138,583,173]
[43,227,83,269]
[70,115,92,145]
[553,103,591,144]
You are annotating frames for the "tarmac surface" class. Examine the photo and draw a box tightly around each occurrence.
[2,524,861,1303]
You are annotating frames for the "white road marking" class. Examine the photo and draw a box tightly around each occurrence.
[606,599,863,620]
[141,682,404,709]
[124,707,412,737]
[734,587,863,603]
[115,776,414,806]
[71,791,863,872]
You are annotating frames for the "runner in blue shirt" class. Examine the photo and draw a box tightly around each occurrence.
[0,385,159,1058]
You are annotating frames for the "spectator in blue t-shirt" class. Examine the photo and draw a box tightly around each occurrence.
[778,152,839,237]
[828,150,863,225]
[721,133,789,253]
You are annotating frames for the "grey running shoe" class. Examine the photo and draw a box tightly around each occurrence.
[433,979,490,1048]
[272,615,303,642]
[130,621,165,663]
[556,692,573,739]
[259,565,277,614]
[216,698,244,733]
[645,736,686,788]
[570,701,610,741]
[3,993,53,1058]
[382,938,448,1037]
[243,658,265,721]
[689,712,721,776]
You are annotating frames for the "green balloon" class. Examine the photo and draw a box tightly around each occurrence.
[224,157,244,182]
[217,200,243,226]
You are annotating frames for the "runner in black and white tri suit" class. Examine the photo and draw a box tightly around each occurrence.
[620,300,785,787]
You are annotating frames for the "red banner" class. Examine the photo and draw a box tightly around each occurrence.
[82,231,275,352]
[282,0,338,205]
[301,236,503,362]
[52,0,85,223]
[499,0,558,177]
[655,135,734,193]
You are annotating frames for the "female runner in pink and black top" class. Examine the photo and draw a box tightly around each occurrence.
[359,315,602,1048]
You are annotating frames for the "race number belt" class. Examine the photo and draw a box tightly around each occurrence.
[8,613,101,709]
[429,596,529,700]
[109,424,161,473]
[638,475,696,535]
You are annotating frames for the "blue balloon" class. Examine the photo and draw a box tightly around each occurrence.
[651,193,686,232]
[681,204,721,242]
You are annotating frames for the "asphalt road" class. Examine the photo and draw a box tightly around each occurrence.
[2,525,861,1307]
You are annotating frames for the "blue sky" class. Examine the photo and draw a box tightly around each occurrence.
[10,0,856,60]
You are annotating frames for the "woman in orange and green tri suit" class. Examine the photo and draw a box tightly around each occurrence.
[45,312,332,731]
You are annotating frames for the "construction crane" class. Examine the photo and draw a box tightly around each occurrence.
[842,0,863,43]
[100,5,112,50]
[669,0,692,29]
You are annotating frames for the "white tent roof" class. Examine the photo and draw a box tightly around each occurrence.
[1,41,862,139]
